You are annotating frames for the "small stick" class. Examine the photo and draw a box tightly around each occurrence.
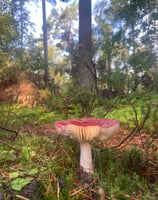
[0,126,18,136]
[0,140,19,152]
[15,195,30,200]
[98,187,105,200]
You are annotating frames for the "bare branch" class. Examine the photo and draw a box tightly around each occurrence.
[0,126,18,136]
[0,140,19,152]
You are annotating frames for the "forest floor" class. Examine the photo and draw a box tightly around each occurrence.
[1,118,158,199]
[20,123,158,184]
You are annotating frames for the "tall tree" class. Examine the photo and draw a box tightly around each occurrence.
[94,0,157,92]
[0,0,18,67]
[78,0,95,89]
[41,0,69,88]
[41,0,96,89]
[94,0,126,93]
[42,0,49,88]
[114,0,157,90]
[47,2,78,50]
[46,2,78,83]
[11,0,32,65]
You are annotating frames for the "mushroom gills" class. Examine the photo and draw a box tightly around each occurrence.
[66,124,100,142]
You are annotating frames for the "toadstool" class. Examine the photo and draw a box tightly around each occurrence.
[54,118,119,175]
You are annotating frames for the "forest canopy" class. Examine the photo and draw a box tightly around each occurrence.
[0,0,157,95]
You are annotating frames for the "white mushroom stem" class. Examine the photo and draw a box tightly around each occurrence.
[80,142,94,174]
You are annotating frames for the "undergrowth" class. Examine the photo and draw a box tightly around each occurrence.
[0,134,157,199]
[0,91,157,199]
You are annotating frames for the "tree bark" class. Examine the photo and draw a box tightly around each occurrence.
[78,0,95,89]
[42,0,49,88]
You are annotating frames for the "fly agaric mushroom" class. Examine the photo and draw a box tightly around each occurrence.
[54,118,119,174]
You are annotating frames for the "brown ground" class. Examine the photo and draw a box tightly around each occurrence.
[102,129,158,150]
[0,71,40,107]
[29,124,158,151]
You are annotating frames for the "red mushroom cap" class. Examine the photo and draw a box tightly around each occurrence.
[55,118,119,142]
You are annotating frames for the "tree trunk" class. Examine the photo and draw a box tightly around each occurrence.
[131,22,138,91]
[78,0,95,89]
[20,0,24,53]
[42,0,49,88]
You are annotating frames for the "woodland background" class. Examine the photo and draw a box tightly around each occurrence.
[0,0,158,199]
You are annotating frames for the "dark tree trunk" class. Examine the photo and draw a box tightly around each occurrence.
[20,0,24,53]
[42,0,49,88]
[131,22,138,91]
[79,0,91,49]
[78,0,95,89]
[19,0,24,65]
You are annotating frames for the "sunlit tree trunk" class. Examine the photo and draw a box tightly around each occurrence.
[42,0,49,88]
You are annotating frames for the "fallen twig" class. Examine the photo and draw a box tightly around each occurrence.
[16,195,30,200]
[0,126,18,142]
[0,126,18,136]
[0,139,19,152]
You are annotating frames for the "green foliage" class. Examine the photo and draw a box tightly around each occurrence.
[0,104,58,128]
[62,84,97,118]
[9,172,19,179]
[0,6,18,55]
[128,50,156,73]
[40,84,98,118]
[94,148,157,200]
[1,90,157,134]
[21,146,31,162]
[0,149,15,163]
[11,177,33,191]
[92,91,158,134]
[107,70,127,94]
[94,0,157,93]
[0,66,17,87]
[47,0,78,52]
[120,147,144,172]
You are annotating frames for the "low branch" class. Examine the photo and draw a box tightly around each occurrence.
[0,126,18,142]
[104,97,120,117]
[113,127,138,149]
[113,95,152,149]
[0,126,18,136]
[0,140,19,152]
